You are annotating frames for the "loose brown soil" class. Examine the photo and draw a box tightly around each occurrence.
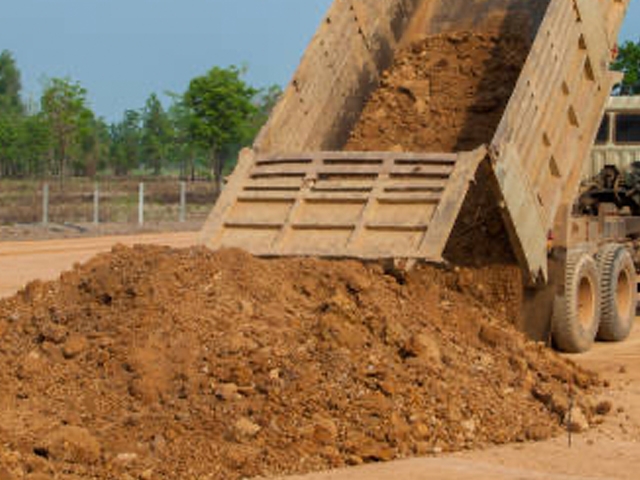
[344,32,530,267]
[345,32,528,153]
[0,245,603,480]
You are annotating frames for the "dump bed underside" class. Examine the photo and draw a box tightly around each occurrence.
[202,148,485,261]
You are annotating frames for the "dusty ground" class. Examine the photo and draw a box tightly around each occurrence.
[275,324,640,480]
[0,221,202,243]
[0,232,197,299]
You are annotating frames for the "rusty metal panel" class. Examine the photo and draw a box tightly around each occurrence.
[202,148,485,261]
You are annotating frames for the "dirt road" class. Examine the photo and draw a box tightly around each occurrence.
[0,232,197,298]
[276,323,640,480]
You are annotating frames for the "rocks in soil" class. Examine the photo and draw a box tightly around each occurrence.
[309,418,339,446]
[214,383,240,401]
[40,426,101,464]
[24,474,51,480]
[594,400,613,416]
[233,418,262,440]
[565,407,590,434]
[0,466,14,480]
[62,335,88,359]
[0,321,8,339]
[403,332,442,364]
[524,425,554,441]
[0,245,601,480]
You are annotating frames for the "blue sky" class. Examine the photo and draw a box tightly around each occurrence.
[0,0,638,122]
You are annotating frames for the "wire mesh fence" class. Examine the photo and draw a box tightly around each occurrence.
[0,178,219,226]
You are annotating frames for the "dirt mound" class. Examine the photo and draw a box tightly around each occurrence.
[0,245,601,480]
[345,31,528,153]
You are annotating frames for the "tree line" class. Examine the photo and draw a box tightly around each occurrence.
[0,50,281,189]
[613,39,640,95]
[1,39,638,187]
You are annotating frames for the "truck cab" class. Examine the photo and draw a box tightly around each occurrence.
[589,96,640,178]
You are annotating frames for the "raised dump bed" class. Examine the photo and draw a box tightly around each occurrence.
[202,0,629,286]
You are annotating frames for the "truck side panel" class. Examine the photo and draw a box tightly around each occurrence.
[491,0,628,284]
[255,0,552,156]
[254,0,421,155]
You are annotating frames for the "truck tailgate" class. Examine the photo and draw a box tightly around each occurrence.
[202,148,485,262]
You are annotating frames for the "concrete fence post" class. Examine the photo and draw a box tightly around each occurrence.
[179,181,186,223]
[42,183,49,226]
[138,182,144,226]
[93,182,100,225]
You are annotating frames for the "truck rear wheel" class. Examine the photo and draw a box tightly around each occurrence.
[552,252,601,353]
[597,244,636,342]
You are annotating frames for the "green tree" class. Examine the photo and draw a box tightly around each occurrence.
[0,116,19,176]
[17,113,51,176]
[109,109,141,175]
[41,77,88,179]
[184,65,258,189]
[167,94,199,180]
[0,50,25,177]
[0,113,51,177]
[141,93,170,175]
[94,118,112,173]
[73,108,106,176]
[0,50,24,115]
[613,40,640,95]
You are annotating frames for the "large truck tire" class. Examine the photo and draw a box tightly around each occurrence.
[552,252,601,353]
[597,244,637,342]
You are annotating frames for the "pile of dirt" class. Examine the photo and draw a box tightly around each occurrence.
[345,31,528,153]
[0,245,604,480]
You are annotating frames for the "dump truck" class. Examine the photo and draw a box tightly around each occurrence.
[588,95,640,178]
[201,0,632,353]
[581,96,640,216]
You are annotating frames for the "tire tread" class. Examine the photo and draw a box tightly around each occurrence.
[552,251,600,353]
[597,244,636,342]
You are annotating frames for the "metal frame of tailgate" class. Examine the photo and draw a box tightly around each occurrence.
[490,0,628,285]
[201,147,486,262]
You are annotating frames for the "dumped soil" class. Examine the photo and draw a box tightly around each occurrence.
[0,245,604,480]
[344,32,530,266]
[444,163,517,266]
[345,31,528,153]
